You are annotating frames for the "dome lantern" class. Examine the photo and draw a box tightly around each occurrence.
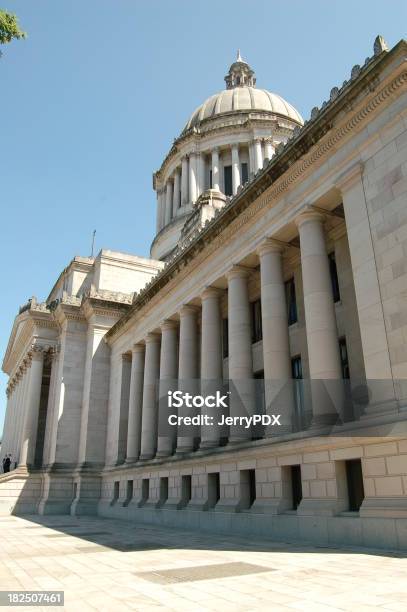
[224,50,256,89]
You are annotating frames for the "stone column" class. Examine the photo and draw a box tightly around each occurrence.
[181,156,188,205]
[258,239,293,432]
[200,288,223,449]
[165,180,173,225]
[157,320,178,457]
[253,139,263,173]
[296,209,343,424]
[176,306,199,453]
[197,153,206,197]
[173,169,181,216]
[188,153,197,205]
[211,148,220,191]
[156,191,162,232]
[337,165,392,381]
[139,333,161,460]
[231,144,240,195]
[19,348,44,468]
[264,139,274,162]
[125,344,145,463]
[227,266,254,442]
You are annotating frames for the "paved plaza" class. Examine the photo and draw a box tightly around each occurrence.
[0,515,406,611]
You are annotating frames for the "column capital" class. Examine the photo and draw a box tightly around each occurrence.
[231,143,239,152]
[131,343,145,355]
[121,353,132,362]
[211,146,220,154]
[226,265,251,281]
[294,206,325,229]
[160,319,178,331]
[200,286,223,301]
[179,304,199,318]
[335,162,364,193]
[145,332,161,345]
[256,237,285,257]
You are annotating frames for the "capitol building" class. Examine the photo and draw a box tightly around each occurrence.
[2,38,407,550]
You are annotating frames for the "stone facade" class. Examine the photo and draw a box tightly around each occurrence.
[2,38,407,550]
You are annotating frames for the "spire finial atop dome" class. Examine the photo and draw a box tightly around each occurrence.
[225,52,256,89]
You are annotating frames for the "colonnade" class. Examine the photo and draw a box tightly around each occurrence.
[119,209,343,464]
[156,138,276,231]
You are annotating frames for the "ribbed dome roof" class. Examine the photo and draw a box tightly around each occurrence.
[183,86,303,132]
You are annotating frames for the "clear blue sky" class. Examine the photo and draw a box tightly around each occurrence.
[1,0,406,435]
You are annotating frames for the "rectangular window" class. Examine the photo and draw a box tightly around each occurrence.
[209,169,213,190]
[112,481,120,505]
[251,299,262,343]
[181,475,192,507]
[124,480,133,506]
[222,318,229,358]
[339,337,350,379]
[208,473,220,508]
[224,165,233,196]
[329,252,341,303]
[240,469,256,510]
[345,459,364,511]
[141,478,149,503]
[291,465,303,510]
[241,162,248,184]
[159,477,168,504]
[291,356,302,379]
[285,278,298,325]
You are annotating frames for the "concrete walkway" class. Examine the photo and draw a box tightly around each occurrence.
[0,515,406,611]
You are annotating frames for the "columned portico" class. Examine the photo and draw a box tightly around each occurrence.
[125,344,145,463]
[139,334,161,460]
[200,288,223,449]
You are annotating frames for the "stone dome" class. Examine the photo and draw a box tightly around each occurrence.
[182,51,303,133]
[183,87,304,132]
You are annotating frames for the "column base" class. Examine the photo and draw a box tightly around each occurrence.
[198,440,220,451]
[38,469,74,516]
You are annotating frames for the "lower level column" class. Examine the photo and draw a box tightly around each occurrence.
[19,347,44,468]
[125,344,145,463]
[139,334,161,460]
[176,306,199,453]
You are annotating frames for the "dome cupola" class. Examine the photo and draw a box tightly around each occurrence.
[224,50,256,89]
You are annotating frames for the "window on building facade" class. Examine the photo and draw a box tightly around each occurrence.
[251,299,262,343]
[339,337,350,379]
[291,465,303,510]
[209,169,212,189]
[291,356,302,379]
[329,251,341,303]
[224,165,233,196]
[285,278,298,325]
[345,459,365,511]
[222,318,229,358]
[241,162,248,184]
